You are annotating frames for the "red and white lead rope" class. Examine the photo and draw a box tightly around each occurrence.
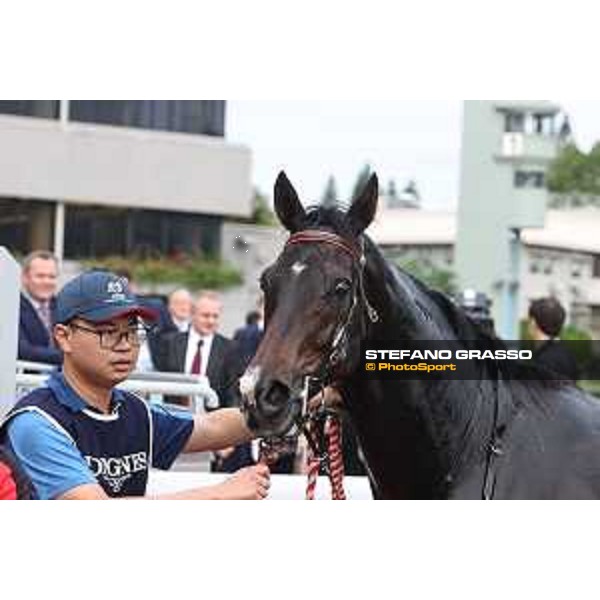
[305,415,346,501]
[325,416,346,500]
[259,415,347,500]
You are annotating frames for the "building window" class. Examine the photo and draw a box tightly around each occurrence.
[593,255,600,279]
[0,100,59,119]
[532,113,555,136]
[514,171,545,189]
[69,101,226,137]
[64,206,222,259]
[505,112,525,133]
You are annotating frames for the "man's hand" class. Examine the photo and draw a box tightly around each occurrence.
[214,464,271,500]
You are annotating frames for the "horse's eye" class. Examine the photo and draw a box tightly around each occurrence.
[334,279,352,296]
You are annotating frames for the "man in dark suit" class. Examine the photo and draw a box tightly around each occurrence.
[18,251,62,366]
[528,297,580,383]
[233,310,264,367]
[156,291,252,472]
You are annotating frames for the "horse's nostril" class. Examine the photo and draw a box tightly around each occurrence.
[257,379,291,417]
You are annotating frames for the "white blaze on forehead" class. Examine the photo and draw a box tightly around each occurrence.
[291,261,307,276]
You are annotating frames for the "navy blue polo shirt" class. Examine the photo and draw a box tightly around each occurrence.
[3,372,194,499]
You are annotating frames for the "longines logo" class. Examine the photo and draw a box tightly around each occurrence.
[85,452,147,493]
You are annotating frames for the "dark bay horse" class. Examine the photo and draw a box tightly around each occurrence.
[240,172,600,499]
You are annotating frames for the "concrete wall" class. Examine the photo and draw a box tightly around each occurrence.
[455,101,561,338]
[0,115,252,218]
[520,247,600,336]
[219,222,287,337]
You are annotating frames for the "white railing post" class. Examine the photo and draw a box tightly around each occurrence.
[0,247,20,418]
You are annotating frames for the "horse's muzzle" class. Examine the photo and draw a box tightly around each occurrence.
[240,368,301,438]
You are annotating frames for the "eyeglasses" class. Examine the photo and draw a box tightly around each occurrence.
[69,322,152,349]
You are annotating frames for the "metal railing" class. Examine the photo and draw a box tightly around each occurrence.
[14,361,220,412]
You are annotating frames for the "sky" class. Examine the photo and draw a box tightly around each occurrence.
[226,100,600,211]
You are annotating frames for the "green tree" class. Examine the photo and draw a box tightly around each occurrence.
[547,143,600,207]
[351,164,373,200]
[395,258,456,295]
[547,144,589,193]
[251,187,276,226]
[322,175,339,208]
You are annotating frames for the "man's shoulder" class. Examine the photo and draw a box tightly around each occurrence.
[167,330,188,350]
[2,387,63,433]
[2,389,74,450]
[19,293,36,317]
[214,332,233,346]
[11,386,56,413]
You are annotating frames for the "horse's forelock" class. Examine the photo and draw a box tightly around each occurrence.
[304,205,357,240]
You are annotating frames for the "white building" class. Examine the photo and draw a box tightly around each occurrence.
[455,101,569,338]
[368,205,600,337]
[0,101,252,261]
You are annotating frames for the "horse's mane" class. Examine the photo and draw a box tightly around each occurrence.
[361,233,570,397]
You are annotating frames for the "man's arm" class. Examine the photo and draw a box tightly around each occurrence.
[183,408,253,454]
[9,407,270,500]
[58,464,270,500]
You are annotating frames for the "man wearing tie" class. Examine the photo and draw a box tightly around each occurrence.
[18,251,62,365]
[157,291,251,471]
[159,292,242,408]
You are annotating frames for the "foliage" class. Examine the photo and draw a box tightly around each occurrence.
[85,255,242,290]
[251,188,277,226]
[395,258,456,295]
[547,143,600,207]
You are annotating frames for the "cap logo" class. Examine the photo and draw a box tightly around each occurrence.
[106,279,127,303]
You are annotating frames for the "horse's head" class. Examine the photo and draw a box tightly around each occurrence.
[240,171,379,437]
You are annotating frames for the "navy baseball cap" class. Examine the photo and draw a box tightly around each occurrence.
[55,269,158,324]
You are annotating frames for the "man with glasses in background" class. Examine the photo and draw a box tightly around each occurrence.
[0,270,269,500]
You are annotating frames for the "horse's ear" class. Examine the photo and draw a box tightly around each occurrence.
[274,171,306,233]
[346,173,379,235]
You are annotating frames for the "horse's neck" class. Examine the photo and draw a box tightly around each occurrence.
[363,244,451,339]
[354,247,499,496]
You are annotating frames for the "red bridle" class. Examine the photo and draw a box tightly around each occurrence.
[286,230,362,263]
